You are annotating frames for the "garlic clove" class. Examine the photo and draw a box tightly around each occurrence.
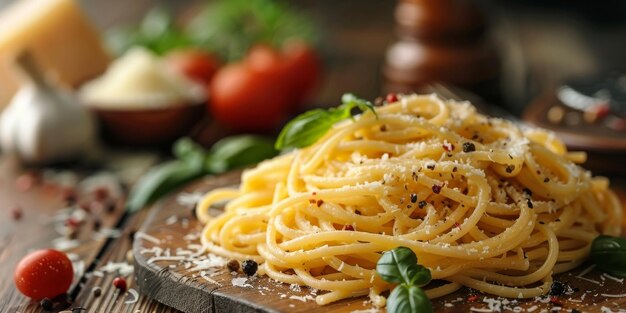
[0,51,97,164]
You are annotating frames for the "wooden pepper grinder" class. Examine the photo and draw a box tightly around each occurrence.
[383,0,500,101]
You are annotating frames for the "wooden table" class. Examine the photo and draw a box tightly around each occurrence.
[0,154,625,313]
[0,1,625,310]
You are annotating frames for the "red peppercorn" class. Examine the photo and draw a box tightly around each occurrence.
[385,93,398,103]
[11,206,23,220]
[344,225,355,231]
[112,277,127,292]
[549,296,562,306]
[93,187,109,201]
[467,294,479,302]
[65,218,80,228]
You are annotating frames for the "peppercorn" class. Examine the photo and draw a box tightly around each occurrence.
[11,206,22,220]
[242,260,258,276]
[549,280,567,296]
[112,277,127,292]
[92,286,102,298]
[505,165,515,173]
[410,194,417,203]
[462,142,476,153]
[40,298,54,310]
[62,189,77,205]
[128,230,136,241]
[93,219,102,231]
[418,201,427,209]
[227,259,240,272]
[432,184,442,194]
[105,200,116,213]
[344,225,355,231]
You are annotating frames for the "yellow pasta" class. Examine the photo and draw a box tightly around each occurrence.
[196,94,623,307]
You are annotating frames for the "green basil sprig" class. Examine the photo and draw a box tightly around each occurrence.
[275,93,377,150]
[127,135,277,212]
[590,235,626,277]
[376,247,433,313]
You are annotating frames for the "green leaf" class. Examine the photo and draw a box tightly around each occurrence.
[186,0,318,62]
[590,235,626,277]
[140,7,173,39]
[387,285,433,313]
[377,247,426,285]
[340,93,377,117]
[205,135,278,174]
[105,6,192,56]
[275,93,377,151]
[173,137,206,164]
[275,109,347,150]
[126,160,204,212]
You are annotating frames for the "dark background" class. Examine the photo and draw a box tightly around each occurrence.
[2,0,626,113]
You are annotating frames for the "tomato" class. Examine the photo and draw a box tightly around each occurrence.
[14,249,73,300]
[282,40,320,104]
[165,49,220,85]
[208,43,320,131]
[209,62,290,131]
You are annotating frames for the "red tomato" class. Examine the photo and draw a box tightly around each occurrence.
[209,61,290,131]
[165,49,220,85]
[209,43,320,131]
[245,45,286,75]
[282,40,320,104]
[14,249,73,300]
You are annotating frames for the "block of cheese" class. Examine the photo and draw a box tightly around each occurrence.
[0,0,111,107]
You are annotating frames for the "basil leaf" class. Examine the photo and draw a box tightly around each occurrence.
[173,137,206,165]
[408,264,432,286]
[340,93,377,117]
[275,93,377,151]
[377,247,420,284]
[186,0,318,62]
[126,160,204,212]
[206,135,278,173]
[387,285,433,313]
[590,235,626,277]
[275,109,348,150]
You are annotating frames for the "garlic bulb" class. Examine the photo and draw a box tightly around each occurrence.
[0,52,96,164]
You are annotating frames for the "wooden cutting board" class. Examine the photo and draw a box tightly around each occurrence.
[133,172,626,313]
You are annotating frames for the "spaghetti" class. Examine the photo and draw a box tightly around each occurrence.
[196,94,623,307]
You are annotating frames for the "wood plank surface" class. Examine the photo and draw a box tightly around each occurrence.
[0,157,130,313]
[134,173,626,313]
[0,153,159,313]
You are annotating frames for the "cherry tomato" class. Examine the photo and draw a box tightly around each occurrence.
[209,62,290,131]
[14,249,73,300]
[165,49,220,85]
[282,40,320,104]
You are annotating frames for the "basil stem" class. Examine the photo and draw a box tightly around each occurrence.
[590,235,626,277]
[376,247,433,313]
[275,93,376,151]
